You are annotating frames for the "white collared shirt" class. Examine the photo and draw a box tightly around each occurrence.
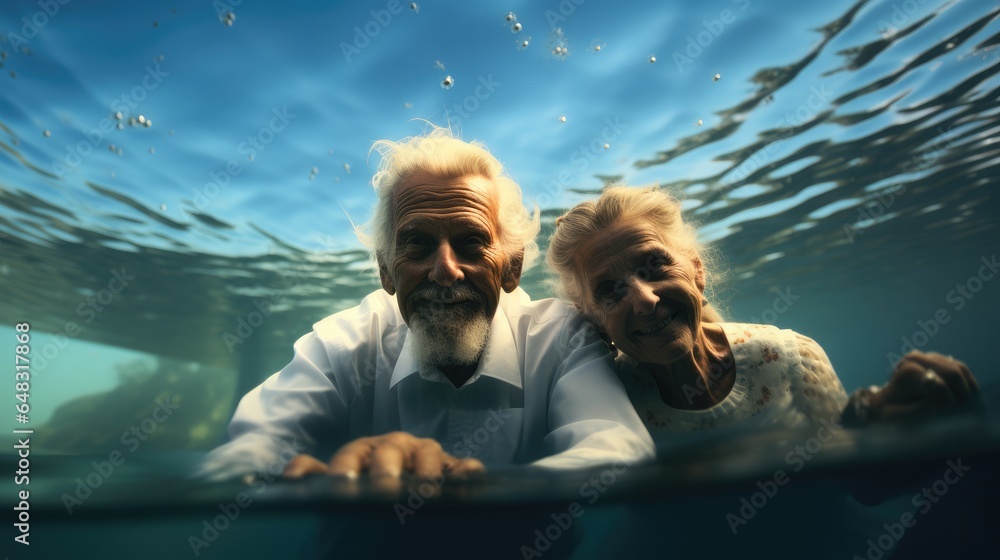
[202,287,654,478]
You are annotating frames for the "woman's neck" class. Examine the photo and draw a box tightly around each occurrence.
[643,323,736,410]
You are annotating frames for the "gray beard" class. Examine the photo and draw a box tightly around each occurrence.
[408,306,491,368]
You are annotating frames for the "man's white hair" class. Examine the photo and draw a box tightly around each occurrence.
[356,125,540,270]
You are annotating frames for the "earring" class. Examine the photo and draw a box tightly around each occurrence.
[702,299,708,306]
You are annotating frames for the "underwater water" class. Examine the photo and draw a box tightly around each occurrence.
[0,0,998,557]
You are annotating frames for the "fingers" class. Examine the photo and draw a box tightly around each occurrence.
[874,351,981,424]
[285,433,487,484]
[445,455,486,478]
[368,440,408,478]
[882,360,933,404]
[328,438,377,478]
[895,351,976,405]
[282,454,329,479]
[411,439,446,479]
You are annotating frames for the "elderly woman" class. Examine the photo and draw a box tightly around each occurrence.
[546,186,979,435]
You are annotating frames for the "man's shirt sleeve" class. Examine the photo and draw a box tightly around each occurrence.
[531,310,655,469]
[195,291,403,481]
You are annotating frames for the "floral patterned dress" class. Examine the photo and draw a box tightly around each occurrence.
[617,323,848,436]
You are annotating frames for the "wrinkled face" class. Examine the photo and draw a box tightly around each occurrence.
[378,172,521,332]
[574,218,705,367]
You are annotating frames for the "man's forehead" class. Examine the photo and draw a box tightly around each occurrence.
[394,171,496,196]
[391,173,500,222]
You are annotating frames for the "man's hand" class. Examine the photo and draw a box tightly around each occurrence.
[282,432,485,480]
[870,351,980,423]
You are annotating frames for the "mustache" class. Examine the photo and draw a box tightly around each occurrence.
[410,283,482,305]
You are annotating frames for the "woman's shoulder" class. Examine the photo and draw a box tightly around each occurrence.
[717,322,786,343]
[719,322,847,424]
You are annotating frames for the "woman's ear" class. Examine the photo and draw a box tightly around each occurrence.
[693,256,706,294]
[580,307,612,343]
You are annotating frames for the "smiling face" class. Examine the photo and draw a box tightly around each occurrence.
[574,218,706,367]
[377,172,521,365]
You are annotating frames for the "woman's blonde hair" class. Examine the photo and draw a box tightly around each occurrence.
[547,185,723,321]
[356,126,540,271]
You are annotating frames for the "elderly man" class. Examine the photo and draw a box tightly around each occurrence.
[203,127,654,480]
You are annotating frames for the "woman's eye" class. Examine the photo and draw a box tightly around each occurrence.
[595,281,623,304]
[646,256,671,277]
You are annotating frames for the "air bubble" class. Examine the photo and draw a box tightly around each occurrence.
[512,22,522,33]
[160,204,167,211]
[221,11,236,26]
[603,143,610,150]
[505,12,516,23]
[713,73,721,81]
[344,163,351,174]
[695,119,703,126]
[149,147,155,154]
[559,116,567,123]
[410,2,419,13]
[649,56,657,63]
[547,27,570,60]
[517,38,530,51]
[42,129,50,137]
[441,75,454,89]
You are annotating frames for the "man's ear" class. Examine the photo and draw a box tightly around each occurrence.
[693,256,706,294]
[502,249,524,293]
[376,253,395,295]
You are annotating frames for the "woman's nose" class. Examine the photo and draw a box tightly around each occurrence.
[627,278,658,316]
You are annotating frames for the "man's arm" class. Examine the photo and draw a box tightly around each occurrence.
[533,313,655,469]
[197,329,351,481]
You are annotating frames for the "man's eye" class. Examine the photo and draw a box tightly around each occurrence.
[402,235,430,247]
[464,236,487,246]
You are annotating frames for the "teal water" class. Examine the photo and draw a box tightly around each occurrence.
[0,0,998,455]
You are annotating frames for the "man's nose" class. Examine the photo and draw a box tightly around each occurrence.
[428,242,464,286]
[627,278,658,316]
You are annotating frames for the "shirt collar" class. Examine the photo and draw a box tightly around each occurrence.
[390,291,522,390]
